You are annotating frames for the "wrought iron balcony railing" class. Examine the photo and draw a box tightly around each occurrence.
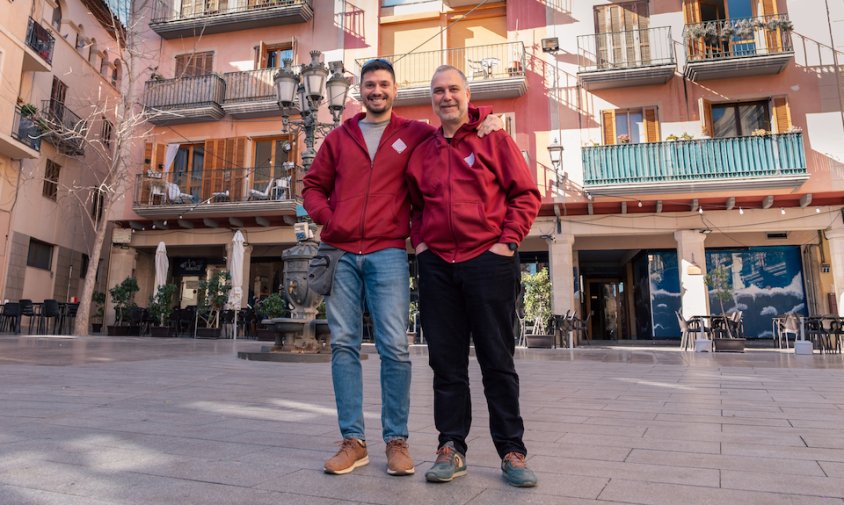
[683,14,794,62]
[149,0,313,38]
[582,133,807,192]
[355,41,526,89]
[11,105,42,152]
[25,17,54,65]
[133,166,296,208]
[223,68,277,103]
[39,100,86,156]
[143,75,226,124]
[578,26,674,72]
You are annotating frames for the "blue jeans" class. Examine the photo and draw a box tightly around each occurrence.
[325,248,411,443]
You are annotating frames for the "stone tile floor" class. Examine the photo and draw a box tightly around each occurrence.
[1,335,843,504]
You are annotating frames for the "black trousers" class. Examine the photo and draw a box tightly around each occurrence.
[417,250,527,458]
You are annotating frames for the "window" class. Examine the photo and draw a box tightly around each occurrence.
[75,32,87,52]
[601,107,660,144]
[51,4,62,31]
[711,100,771,137]
[101,118,113,148]
[91,188,105,223]
[259,43,293,69]
[175,52,214,77]
[700,97,791,137]
[80,254,89,279]
[43,159,60,200]
[594,1,650,68]
[88,38,98,66]
[27,239,53,270]
[111,60,122,87]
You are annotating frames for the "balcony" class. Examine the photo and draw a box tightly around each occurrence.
[582,133,808,195]
[577,27,675,90]
[22,18,54,72]
[144,75,226,125]
[683,15,794,81]
[353,42,527,106]
[0,106,42,159]
[149,0,313,39]
[39,100,86,156]
[133,166,297,219]
[223,69,280,118]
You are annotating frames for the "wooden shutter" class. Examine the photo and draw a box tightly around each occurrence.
[682,0,701,23]
[203,137,246,200]
[772,97,792,133]
[175,54,186,77]
[643,107,660,142]
[699,98,713,137]
[602,110,617,145]
[756,0,778,16]
[143,142,153,171]
[256,41,267,69]
[155,143,166,171]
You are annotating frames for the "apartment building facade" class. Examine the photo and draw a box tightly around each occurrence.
[114,0,844,341]
[0,0,119,303]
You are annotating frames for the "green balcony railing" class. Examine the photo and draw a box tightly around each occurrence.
[582,133,806,187]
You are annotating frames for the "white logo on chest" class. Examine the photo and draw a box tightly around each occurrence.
[464,153,475,167]
[392,139,407,153]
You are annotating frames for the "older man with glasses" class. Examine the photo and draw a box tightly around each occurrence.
[303,59,501,477]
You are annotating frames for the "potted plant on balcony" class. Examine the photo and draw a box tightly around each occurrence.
[766,18,793,32]
[91,290,105,333]
[196,270,231,338]
[148,283,177,337]
[617,134,631,144]
[107,276,140,336]
[254,292,289,341]
[706,265,746,352]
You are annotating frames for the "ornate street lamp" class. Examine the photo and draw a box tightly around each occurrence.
[274,50,350,172]
[547,137,564,186]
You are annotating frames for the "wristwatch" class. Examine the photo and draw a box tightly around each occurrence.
[507,243,518,252]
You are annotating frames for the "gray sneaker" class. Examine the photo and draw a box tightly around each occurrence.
[424,442,467,483]
[501,452,537,487]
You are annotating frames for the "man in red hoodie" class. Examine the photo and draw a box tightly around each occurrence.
[406,65,541,488]
[302,59,500,478]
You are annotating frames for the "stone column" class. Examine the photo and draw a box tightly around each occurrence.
[674,230,708,320]
[548,233,575,317]
[106,246,137,325]
[825,226,844,316]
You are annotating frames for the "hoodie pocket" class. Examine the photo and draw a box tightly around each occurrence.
[322,195,366,242]
[452,201,496,239]
[364,193,405,239]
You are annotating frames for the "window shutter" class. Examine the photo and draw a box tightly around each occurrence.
[202,52,214,75]
[772,97,792,133]
[602,110,617,145]
[155,143,166,171]
[758,0,778,16]
[143,142,152,171]
[256,41,267,69]
[698,98,713,137]
[644,107,660,142]
[683,0,701,23]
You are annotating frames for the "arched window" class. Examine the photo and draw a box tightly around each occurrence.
[100,50,109,76]
[111,59,122,87]
[88,38,98,66]
[51,4,63,30]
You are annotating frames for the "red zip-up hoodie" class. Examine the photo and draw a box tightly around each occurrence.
[407,106,541,263]
[303,112,435,254]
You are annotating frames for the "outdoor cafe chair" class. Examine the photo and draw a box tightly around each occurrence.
[806,317,833,354]
[38,299,61,334]
[19,299,37,334]
[1,302,20,333]
[775,314,799,349]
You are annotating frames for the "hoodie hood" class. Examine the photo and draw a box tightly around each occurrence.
[446,105,492,142]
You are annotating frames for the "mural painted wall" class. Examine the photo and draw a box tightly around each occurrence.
[706,246,808,339]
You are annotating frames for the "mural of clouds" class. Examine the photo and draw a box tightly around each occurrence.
[734,273,804,301]
[652,289,681,298]
[658,303,667,308]
[760,306,778,316]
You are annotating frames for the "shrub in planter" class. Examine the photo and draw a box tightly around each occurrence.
[148,284,177,336]
[109,277,139,326]
[91,290,105,332]
[196,271,231,335]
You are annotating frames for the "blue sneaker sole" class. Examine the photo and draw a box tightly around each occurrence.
[425,468,467,482]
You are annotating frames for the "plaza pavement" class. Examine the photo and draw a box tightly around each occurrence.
[1,335,844,504]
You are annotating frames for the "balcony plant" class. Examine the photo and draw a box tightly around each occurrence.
[751,128,769,136]
[196,270,231,338]
[766,18,793,32]
[19,103,37,117]
[107,276,140,335]
[617,134,631,144]
[665,133,679,141]
[148,283,177,337]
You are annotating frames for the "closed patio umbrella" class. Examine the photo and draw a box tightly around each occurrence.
[154,242,169,291]
[227,230,245,339]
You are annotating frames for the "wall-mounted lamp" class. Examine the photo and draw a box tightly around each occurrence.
[541,37,560,53]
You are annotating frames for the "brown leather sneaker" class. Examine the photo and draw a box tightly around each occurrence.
[324,438,369,475]
[385,438,415,476]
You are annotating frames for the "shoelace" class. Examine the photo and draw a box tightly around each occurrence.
[435,445,455,463]
[504,452,527,468]
[387,440,409,454]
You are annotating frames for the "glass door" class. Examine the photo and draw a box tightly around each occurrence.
[172,144,204,201]
[253,138,293,198]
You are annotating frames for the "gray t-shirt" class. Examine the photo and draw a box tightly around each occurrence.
[358,119,390,162]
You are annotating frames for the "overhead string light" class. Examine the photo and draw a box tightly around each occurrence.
[739,207,744,215]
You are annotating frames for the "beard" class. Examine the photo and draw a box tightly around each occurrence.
[363,94,393,115]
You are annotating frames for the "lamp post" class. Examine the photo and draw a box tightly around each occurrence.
[547,137,564,186]
[274,50,350,172]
